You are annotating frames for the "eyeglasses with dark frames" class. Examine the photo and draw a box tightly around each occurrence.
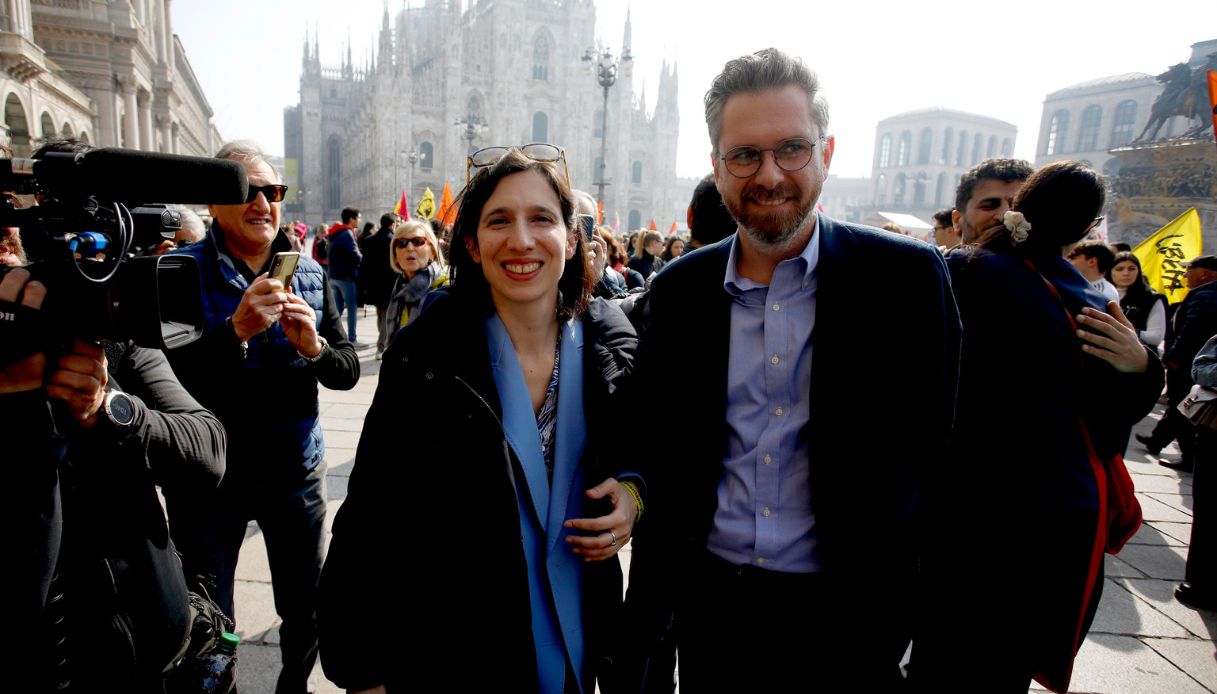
[718,137,824,179]
[394,237,429,249]
[466,143,568,185]
[245,184,289,204]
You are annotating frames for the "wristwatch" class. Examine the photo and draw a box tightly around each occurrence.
[103,390,136,428]
[299,336,328,362]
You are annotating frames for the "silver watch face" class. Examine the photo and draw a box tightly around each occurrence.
[107,392,135,426]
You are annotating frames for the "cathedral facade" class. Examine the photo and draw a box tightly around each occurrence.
[283,0,680,231]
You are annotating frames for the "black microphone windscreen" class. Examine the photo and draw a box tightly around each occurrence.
[77,149,250,205]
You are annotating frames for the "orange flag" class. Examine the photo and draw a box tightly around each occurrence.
[1208,70,1217,142]
[394,189,409,219]
[597,200,604,223]
[437,181,456,225]
[668,221,678,236]
[649,218,657,231]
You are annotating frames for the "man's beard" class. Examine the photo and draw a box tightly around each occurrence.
[725,186,816,252]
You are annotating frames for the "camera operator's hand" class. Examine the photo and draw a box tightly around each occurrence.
[231,274,288,342]
[46,340,108,429]
[0,267,47,394]
[279,290,323,358]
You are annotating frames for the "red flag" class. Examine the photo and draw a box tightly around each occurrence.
[394,189,410,220]
[649,218,657,231]
[1208,70,1217,143]
[597,200,604,223]
[668,221,678,236]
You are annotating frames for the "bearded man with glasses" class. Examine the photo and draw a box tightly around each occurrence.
[165,141,360,694]
[621,48,961,691]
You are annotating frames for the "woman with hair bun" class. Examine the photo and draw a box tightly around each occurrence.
[916,160,1164,693]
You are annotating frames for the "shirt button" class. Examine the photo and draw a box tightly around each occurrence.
[771,303,781,312]
[756,557,767,565]
[775,407,784,416]
[803,280,810,288]
[763,454,772,465]
[770,354,780,365]
[762,507,771,518]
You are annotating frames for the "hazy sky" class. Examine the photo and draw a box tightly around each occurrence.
[175,0,1215,180]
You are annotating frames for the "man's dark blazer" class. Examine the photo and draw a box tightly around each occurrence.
[623,215,961,680]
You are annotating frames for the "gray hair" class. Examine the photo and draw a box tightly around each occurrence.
[214,140,280,180]
[704,48,829,152]
[172,205,207,242]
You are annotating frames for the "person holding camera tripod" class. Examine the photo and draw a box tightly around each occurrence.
[3,247,228,692]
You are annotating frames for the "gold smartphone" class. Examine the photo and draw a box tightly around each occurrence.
[268,251,300,288]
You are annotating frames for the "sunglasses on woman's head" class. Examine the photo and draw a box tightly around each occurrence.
[394,237,428,249]
[245,184,289,203]
[466,143,568,184]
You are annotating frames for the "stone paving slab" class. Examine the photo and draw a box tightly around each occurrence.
[1122,578,1217,640]
[1060,633,1212,694]
[1138,494,1196,523]
[1128,522,1188,548]
[1148,521,1196,546]
[236,643,340,694]
[1106,554,1150,579]
[1145,491,1195,515]
[1091,578,1193,639]
[324,447,357,471]
[1141,637,1217,693]
[1117,543,1189,581]
[1132,474,1194,494]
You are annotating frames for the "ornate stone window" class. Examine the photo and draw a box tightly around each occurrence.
[631,160,642,185]
[917,127,932,165]
[1046,110,1070,155]
[1110,101,1137,148]
[419,141,434,171]
[896,131,911,167]
[1078,105,1102,151]
[940,127,953,164]
[532,34,549,81]
[532,112,548,142]
[878,134,891,168]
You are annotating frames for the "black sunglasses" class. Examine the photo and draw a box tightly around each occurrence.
[245,184,289,203]
[394,237,428,249]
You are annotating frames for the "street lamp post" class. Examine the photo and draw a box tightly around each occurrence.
[403,150,419,213]
[582,44,632,211]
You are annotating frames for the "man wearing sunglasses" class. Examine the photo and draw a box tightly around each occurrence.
[623,48,960,691]
[165,141,360,694]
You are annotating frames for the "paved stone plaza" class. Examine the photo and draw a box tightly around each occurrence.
[230,311,1215,693]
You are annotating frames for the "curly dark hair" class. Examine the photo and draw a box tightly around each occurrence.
[955,158,1034,213]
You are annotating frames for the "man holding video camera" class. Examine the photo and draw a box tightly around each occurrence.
[4,249,228,691]
[164,141,359,693]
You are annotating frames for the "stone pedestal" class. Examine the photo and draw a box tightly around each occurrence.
[1107,138,1217,249]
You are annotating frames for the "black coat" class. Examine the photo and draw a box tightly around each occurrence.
[318,292,637,693]
[358,227,397,308]
[622,218,961,682]
[1165,280,1217,388]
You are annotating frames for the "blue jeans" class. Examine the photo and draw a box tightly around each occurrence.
[167,462,327,694]
[332,278,359,342]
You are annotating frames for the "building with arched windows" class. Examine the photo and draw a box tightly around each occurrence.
[284,0,680,227]
[870,108,1017,219]
[1,0,220,158]
[1033,73,1187,174]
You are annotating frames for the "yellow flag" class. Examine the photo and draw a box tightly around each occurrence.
[416,187,436,220]
[1132,208,1203,304]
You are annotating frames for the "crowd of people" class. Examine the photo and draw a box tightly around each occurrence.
[5,46,1214,694]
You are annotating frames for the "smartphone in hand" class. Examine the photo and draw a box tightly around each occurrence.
[268,252,300,288]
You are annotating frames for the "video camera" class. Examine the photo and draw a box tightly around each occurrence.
[0,147,248,351]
